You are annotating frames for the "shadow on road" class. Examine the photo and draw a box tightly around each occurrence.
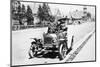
[36,52,59,59]
[35,48,72,59]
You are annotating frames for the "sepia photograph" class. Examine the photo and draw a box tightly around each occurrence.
[11,0,96,66]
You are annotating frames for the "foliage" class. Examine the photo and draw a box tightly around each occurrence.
[11,1,26,25]
[26,5,34,25]
[11,0,34,25]
[21,4,26,18]
[37,3,55,24]
[86,12,91,18]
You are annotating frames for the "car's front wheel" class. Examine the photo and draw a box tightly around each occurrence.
[58,42,68,60]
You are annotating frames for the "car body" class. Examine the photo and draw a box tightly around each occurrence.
[28,19,74,60]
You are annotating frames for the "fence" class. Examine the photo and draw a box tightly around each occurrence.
[12,24,48,31]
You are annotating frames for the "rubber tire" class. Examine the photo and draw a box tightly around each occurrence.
[58,42,68,60]
[29,44,37,58]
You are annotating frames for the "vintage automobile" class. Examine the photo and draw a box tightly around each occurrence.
[28,18,74,60]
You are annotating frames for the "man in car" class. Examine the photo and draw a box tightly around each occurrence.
[56,18,68,38]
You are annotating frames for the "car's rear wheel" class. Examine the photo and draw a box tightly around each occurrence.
[58,42,68,60]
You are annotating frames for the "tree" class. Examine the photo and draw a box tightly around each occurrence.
[21,4,26,19]
[37,3,51,22]
[11,1,21,20]
[87,12,91,18]
[17,5,23,25]
[37,5,43,24]
[22,4,26,14]
[26,5,34,25]
[42,3,50,21]
[11,1,28,25]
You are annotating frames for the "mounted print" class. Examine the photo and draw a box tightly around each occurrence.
[11,0,96,66]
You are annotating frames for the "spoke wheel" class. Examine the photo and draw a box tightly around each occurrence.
[59,42,68,60]
[29,43,37,58]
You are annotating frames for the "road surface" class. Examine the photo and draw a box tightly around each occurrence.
[72,32,95,62]
[12,22,95,66]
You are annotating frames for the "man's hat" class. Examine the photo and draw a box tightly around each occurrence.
[58,17,67,24]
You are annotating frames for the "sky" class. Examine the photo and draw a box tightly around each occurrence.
[20,1,95,16]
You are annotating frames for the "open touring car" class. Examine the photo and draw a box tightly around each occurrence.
[28,18,74,60]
